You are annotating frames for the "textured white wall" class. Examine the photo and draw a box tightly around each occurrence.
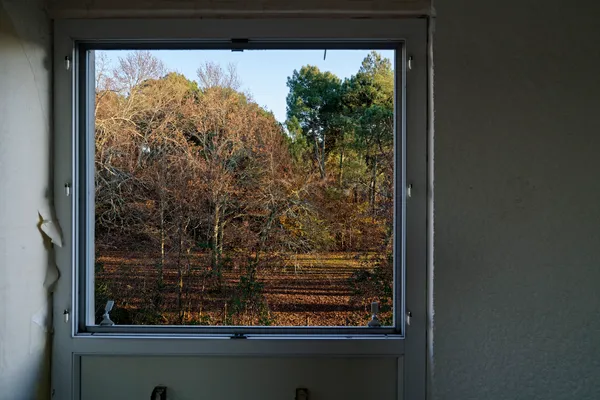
[15,0,600,397]
[0,0,53,399]
[433,0,600,399]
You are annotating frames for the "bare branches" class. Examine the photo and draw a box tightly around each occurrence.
[114,50,167,94]
[196,61,241,91]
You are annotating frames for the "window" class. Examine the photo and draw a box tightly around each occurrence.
[83,45,400,334]
[56,19,426,336]
[53,18,427,400]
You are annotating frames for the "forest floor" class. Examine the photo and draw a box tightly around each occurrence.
[95,251,379,327]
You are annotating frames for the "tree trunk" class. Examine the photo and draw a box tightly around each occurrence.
[156,172,165,312]
[370,155,378,217]
[320,132,326,179]
[338,145,344,186]
[211,203,222,287]
[313,133,325,179]
[218,218,224,267]
[160,202,165,270]
[176,220,184,324]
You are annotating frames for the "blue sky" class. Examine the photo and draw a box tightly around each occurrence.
[100,49,395,123]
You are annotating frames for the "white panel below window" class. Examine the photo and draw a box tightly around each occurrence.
[80,356,401,400]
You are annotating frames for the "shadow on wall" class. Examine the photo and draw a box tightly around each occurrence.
[0,1,55,399]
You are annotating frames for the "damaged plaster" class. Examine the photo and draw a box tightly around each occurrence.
[0,0,54,398]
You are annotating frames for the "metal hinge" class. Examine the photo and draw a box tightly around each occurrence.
[231,333,247,339]
[231,38,248,52]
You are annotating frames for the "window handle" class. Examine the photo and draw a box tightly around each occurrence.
[367,302,381,327]
[99,300,115,326]
[151,386,167,400]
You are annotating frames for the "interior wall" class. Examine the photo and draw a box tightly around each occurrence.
[23,0,600,398]
[47,0,430,18]
[433,0,600,399]
[0,0,53,399]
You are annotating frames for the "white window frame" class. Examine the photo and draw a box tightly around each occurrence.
[52,18,428,400]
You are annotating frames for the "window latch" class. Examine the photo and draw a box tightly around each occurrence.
[367,302,381,327]
[231,333,247,339]
[151,385,167,400]
[231,38,248,52]
[99,300,115,326]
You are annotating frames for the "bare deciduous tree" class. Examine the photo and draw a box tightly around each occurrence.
[196,61,241,91]
[114,50,167,94]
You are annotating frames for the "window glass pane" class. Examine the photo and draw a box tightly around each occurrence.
[93,49,396,327]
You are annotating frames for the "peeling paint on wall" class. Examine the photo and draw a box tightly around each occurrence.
[37,211,61,292]
[39,211,63,248]
[0,0,53,398]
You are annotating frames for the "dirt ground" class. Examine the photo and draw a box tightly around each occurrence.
[95,251,379,326]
